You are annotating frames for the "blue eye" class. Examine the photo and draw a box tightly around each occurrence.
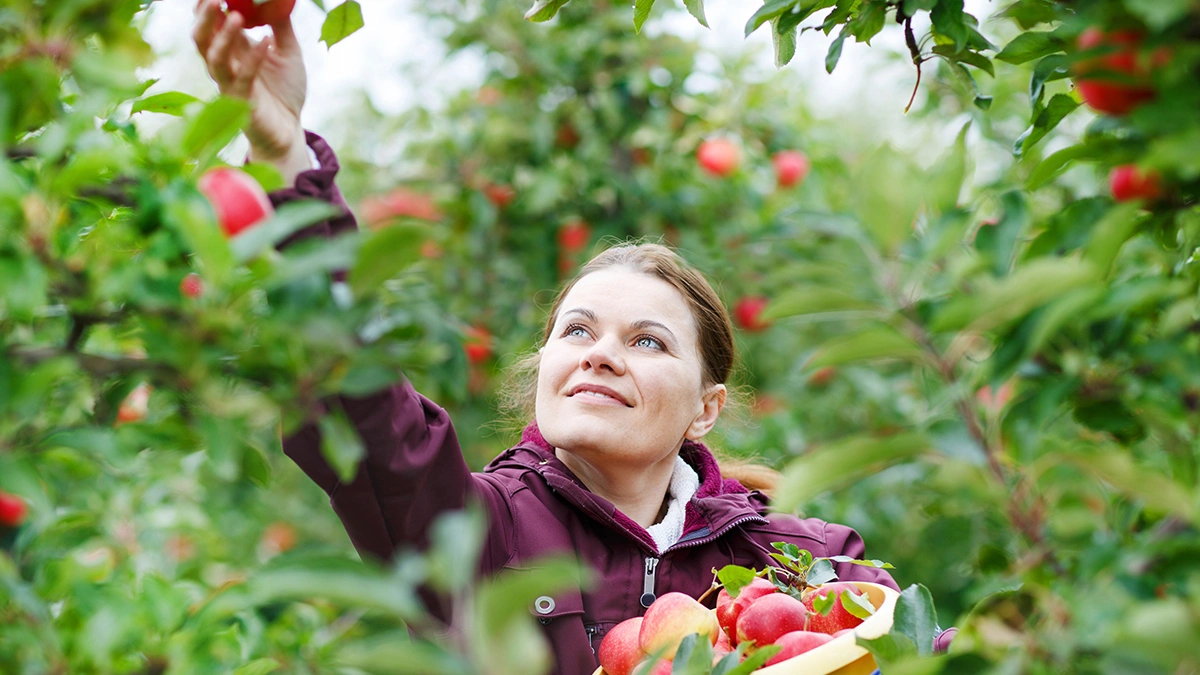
[635,335,664,350]
[563,324,589,338]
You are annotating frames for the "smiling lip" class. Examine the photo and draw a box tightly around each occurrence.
[568,383,632,407]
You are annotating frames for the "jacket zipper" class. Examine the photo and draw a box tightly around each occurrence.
[666,515,768,552]
[640,556,660,608]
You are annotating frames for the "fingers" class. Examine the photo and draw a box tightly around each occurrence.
[207,11,251,88]
[269,13,300,54]
[230,36,272,99]
[192,0,224,56]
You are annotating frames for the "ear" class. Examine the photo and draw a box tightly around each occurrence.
[685,383,726,441]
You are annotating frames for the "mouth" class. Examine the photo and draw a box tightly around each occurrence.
[568,384,633,407]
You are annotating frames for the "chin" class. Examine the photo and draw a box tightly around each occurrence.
[539,413,625,457]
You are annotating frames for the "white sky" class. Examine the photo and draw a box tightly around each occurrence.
[138,0,997,165]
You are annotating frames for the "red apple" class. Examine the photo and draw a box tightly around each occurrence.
[1109,164,1164,202]
[558,219,591,254]
[1073,27,1157,116]
[0,491,28,528]
[763,630,835,666]
[180,273,204,298]
[198,167,274,238]
[463,326,493,364]
[639,592,720,659]
[697,138,740,177]
[736,592,812,647]
[802,582,869,635]
[599,617,645,675]
[261,522,297,554]
[713,629,733,656]
[773,150,810,188]
[809,366,837,388]
[116,383,152,425]
[483,183,516,209]
[734,296,770,332]
[632,659,672,675]
[360,188,442,227]
[716,578,777,644]
[225,0,297,28]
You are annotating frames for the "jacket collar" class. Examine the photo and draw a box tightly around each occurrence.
[486,423,764,553]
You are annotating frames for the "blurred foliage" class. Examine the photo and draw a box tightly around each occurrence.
[1,0,1199,673]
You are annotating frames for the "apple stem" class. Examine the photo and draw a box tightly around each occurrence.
[695,581,720,605]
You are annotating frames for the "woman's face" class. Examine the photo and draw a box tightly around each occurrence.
[535,267,726,467]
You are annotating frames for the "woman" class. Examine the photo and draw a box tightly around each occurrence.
[191,4,908,673]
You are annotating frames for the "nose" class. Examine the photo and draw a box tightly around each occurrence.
[580,334,626,375]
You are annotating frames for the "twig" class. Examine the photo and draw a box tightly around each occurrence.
[903,17,924,114]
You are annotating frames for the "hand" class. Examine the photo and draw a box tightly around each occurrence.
[192,0,310,180]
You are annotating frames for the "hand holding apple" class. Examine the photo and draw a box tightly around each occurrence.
[225,0,297,28]
[192,0,310,184]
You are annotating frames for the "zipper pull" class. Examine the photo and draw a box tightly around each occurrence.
[640,557,659,608]
[586,625,598,654]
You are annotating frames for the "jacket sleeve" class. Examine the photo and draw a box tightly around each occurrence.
[821,521,900,591]
[266,132,515,572]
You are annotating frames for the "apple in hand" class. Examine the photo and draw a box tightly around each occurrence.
[772,150,810,188]
[736,592,812,647]
[763,630,835,666]
[224,0,297,28]
[802,582,869,634]
[697,138,739,177]
[1109,164,1164,203]
[716,578,777,644]
[639,592,720,658]
[599,617,646,675]
[198,167,274,238]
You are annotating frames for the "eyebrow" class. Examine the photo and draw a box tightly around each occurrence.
[561,308,680,346]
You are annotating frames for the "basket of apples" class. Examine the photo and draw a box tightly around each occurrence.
[595,544,898,675]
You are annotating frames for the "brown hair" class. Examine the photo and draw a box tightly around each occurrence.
[499,241,780,494]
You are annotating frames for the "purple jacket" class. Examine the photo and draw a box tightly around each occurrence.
[272,133,903,674]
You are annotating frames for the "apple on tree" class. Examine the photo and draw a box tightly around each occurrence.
[223,0,297,28]
[558,219,591,254]
[1073,27,1161,116]
[772,150,810,188]
[0,491,27,528]
[734,296,771,333]
[696,138,740,177]
[180,273,204,299]
[198,167,274,238]
[463,325,493,364]
[483,182,516,209]
[1109,164,1164,203]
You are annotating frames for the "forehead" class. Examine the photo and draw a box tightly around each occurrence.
[557,268,697,333]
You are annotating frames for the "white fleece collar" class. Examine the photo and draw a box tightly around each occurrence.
[645,455,700,554]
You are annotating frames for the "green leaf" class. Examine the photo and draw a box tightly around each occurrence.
[826,26,849,73]
[1014,93,1080,156]
[848,0,886,44]
[772,18,798,68]
[1125,0,1192,31]
[995,30,1063,65]
[973,190,1028,276]
[349,222,428,299]
[229,199,343,263]
[183,96,251,162]
[524,0,571,21]
[318,403,365,483]
[1082,202,1143,276]
[892,584,938,657]
[720,644,781,675]
[239,162,286,193]
[1026,143,1105,190]
[929,0,966,52]
[234,659,281,675]
[925,122,970,213]
[427,509,487,593]
[762,286,878,320]
[931,258,1100,333]
[852,144,924,251]
[931,45,994,76]
[716,565,757,597]
[806,324,925,369]
[633,0,656,34]
[336,637,473,675]
[996,0,1060,29]
[1029,53,1069,106]
[813,591,836,615]
[806,558,837,585]
[774,433,931,512]
[857,632,918,667]
[248,560,422,619]
[320,1,364,48]
[745,0,801,36]
[683,0,708,28]
[164,182,235,287]
[671,633,715,675]
[1052,450,1199,525]
[131,91,200,116]
[901,0,938,14]
[842,589,877,619]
